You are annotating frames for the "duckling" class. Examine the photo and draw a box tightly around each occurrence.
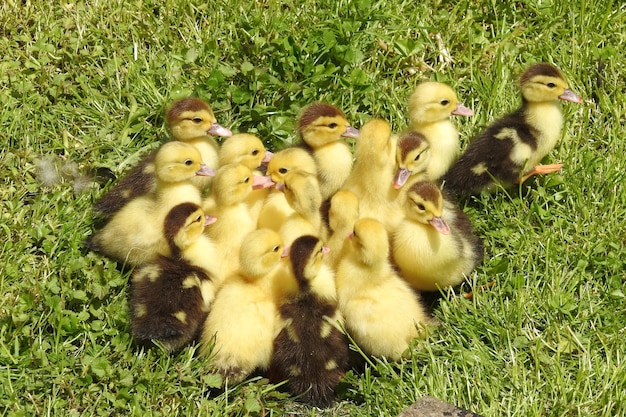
[297,102,359,200]
[270,235,348,408]
[325,190,359,269]
[86,142,213,265]
[407,81,474,181]
[391,181,483,291]
[93,98,229,219]
[342,118,403,233]
[335,218,431,361]
[258,147,318,232]
[201,229,286,383]
[206,163,269,285]
[393,131,431,189]
[442,63,582,196]
[130,202,218,352]
[278,169,324,247]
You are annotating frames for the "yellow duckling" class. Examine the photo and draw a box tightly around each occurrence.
[93,97,229,218]
[407,81,474,181]
[206,163,270,285]
[342,118,403,233]
[270,235,348,408]
[391,181,483,291]
[278,169,324,247]
[86,142,213,265]
[325,190,359,269]
[442,63,582,195]
[258,147,318,232]
[393,131,431,189]
[335,218,432,361]
[201,229,286,384]
[130,202,218,352]
[297,102,360,201]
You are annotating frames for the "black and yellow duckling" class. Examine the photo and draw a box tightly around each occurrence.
[130,202,218,352]
[201,229,287,383]
[86,142,213,265]
[297,102,360,201]
[270,235,348,408]
[93,97,230,219]
[393,131,431,189]
[391,181,483,291]
[442,63,582,195]
[407,81,474,181]
[335,218,432,361]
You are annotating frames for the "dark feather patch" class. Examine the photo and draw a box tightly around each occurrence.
[166,97,211,121]
[520,63,564,85]
[398,131,427,161]
[297,103,345,137]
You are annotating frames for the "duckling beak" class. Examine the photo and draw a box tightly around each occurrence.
[204,215,217,226]
[558,89,583,103]
[341,126,360,139]
[275,182,285,192]
[207,123,233,137]
[429,217,450,234]
[451,103,474,117]
[262,150,274,164]
[393,167,411,189]
[196,164,216,177]
[281,245,290,258]
[252,175,275,190]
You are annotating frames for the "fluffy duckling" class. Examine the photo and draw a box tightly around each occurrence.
[342,118,403,233]
[86,142,213,265]
[206,163,269,285]
[391,181,483,291]
[93,98,229,219]
[407,81,474,181]
[335,218,431,361]
[393,131,431,189]
[201,229,286,383]
[297,103,360,200]
[278,169,324,247]
[130,202,218,352]
[442,63,582,196]
[325,190,359,269]
[258,147,318,232]
[270,235,348,408]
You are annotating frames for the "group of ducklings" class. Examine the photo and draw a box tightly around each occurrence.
[86,63,581,407]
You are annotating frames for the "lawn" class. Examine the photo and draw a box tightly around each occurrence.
[1,0,625,416]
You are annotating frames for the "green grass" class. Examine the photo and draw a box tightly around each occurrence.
[1,0,625,415]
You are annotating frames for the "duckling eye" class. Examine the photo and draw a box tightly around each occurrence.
[547,82,556,88]
[414,153,421,161]
[440,99,449,106]
[417,203,426,211]
[243,177,250,183]
[278,167,288,174]
[192,117,203,123]
[328,123,338,129]
[184,159,193,166]
[251,149,260,156]
[272,245,280,252]
[194,215,202,223]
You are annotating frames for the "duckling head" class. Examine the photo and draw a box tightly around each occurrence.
[154,142,215,183]
[218,133,272,170]
[394,131,431,188]
[164,202,214,255]
[408,81,474,127]
[404,181,450,234]
[348,218,389,267]
[328,190,359,233]
[297,102,359,148]
[213,163,262,205]
[289,235,329,289]
[166,97,232,141]
[519,63,582,104]
[239,229,286,280]
[266,147,317,185]
[280,169,322,215]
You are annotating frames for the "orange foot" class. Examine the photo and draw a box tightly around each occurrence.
[519,163,563,183]
[463,279,496,299]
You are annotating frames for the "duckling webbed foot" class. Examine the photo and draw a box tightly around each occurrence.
[519,163,563,183]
